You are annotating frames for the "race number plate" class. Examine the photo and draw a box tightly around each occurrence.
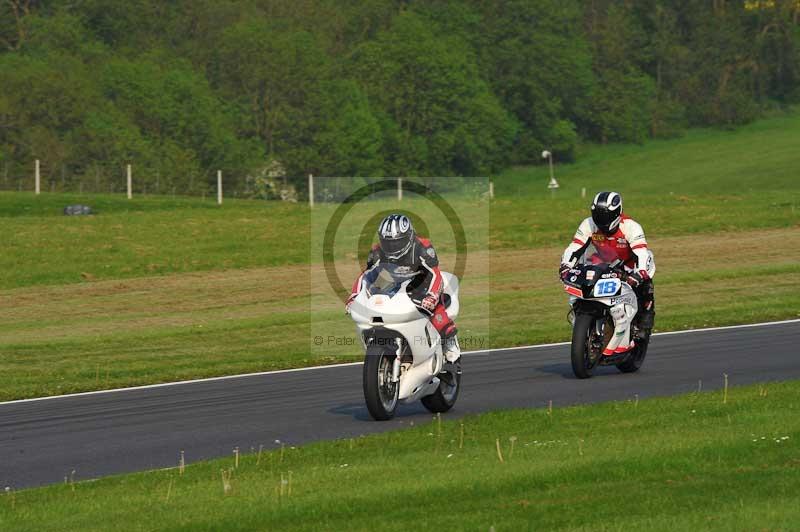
[593,278,621,297]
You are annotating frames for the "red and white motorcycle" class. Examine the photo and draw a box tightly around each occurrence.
[349,263,461,420]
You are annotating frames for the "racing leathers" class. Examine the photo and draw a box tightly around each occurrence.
[561,215,656,355]
[347,236,459,360]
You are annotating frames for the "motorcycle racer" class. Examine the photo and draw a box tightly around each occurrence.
[559,191,656,355]
[347,214,461,362]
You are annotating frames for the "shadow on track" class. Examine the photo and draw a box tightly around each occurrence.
[328,402,430,421]
[537,362,620,379]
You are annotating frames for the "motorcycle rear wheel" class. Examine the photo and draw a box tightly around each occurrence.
[616,331,650,373]
[421,360,461,413]
[363,345,399,421]
[571,313,598,379]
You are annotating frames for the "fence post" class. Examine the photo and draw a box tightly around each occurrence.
[489,181,494,199]
[217,170,223,205]
[126,164,132,199]
[35,159,40,195]
[308,174,314,208]
[397,178,403,201]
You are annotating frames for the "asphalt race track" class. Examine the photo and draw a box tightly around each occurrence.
[1,320,798,490]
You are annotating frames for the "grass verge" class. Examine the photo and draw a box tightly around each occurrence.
[2,381,799,531]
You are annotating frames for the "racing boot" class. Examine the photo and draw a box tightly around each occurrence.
[634,283,655,339]
[443,334,461,363]
[639,304,655,328]
[635,310,655,339]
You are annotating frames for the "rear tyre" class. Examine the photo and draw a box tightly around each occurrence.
[421,360,461,413]
[363,345,399,421]
[616,331,650,373]
[571,313,596,379]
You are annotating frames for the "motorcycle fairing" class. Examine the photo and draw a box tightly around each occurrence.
[351,266,460,401]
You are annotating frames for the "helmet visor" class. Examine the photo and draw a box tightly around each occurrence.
[592,209,619,232]
[379,234,413,258]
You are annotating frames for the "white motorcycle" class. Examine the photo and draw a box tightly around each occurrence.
[349,263,462,420]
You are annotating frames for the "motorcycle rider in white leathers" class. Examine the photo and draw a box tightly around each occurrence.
[560,191,656,355]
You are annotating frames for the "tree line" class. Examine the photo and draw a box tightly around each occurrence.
[0,0,798,196]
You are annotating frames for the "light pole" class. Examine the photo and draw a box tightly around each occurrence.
[542,150,559,194]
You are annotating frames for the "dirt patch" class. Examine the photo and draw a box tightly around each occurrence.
[489,226,800,276]
[0,227,796,344]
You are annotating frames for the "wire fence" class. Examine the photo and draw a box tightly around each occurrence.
[0,160,281,199]
[0,162,496,206]
[309,176,493,205]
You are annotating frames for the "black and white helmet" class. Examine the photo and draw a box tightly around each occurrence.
[591,191,623,234]
[377,214,415,259]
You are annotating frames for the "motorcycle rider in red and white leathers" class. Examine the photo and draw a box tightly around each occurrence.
[346,214,460,362]
[560,191,656,355]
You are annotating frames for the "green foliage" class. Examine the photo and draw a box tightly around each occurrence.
[212,20,330,177]
[585,4,655,143]
[0,0,799,189]
[593,71,656,144]
[22,12,108,60]
[547,119,579,161]
[310,80,384,177]
[465,0,594,162]
[350,11,517,175]
[100,56,258,191]
[0,51,97,178]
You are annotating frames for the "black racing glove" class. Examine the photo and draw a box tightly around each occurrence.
[626,271,643,288]
[559,263,572,281]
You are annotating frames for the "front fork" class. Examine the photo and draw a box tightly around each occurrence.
[588,315,607,365]
[594,318,605,337]
[569,305,606,337]
[391,338,402,383]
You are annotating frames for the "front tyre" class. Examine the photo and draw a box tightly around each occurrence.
[421,360,461,413]
[571,313,597,379]
[363,345,399,421]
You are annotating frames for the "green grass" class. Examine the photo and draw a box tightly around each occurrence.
[4,381,799,531]
[500,110,800,197]
[0,193,310,288]
[492,110,800,249]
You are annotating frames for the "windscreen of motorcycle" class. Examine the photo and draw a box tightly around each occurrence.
[364,264,415,297]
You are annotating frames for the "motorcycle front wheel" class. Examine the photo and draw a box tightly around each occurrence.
[363,344,399,420]
[571,313,598,379]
